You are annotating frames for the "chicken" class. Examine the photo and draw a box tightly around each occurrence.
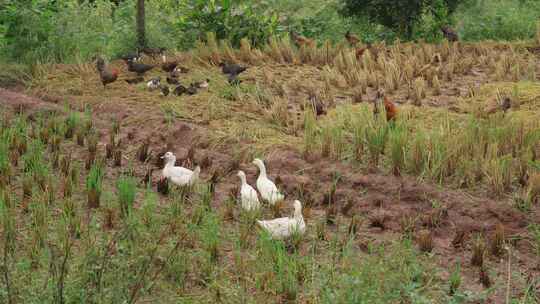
[166,76,179,85]
[290,32,315,48]
[227,73,241,85]
[355,47,368,60]
[345,30,361,46]
[186,84,198,95]
[308,92,326,116]
[441,26,459,42]
[383,96,397,122]
[501,97,511,113]
[173,85,187,96]
[127,60,154,75]
[161,85,170,96]
[220,62,247,76]
[161,55,178,73]
[173,66,190,74]
[96,58,119,88]
[192,79,210,89]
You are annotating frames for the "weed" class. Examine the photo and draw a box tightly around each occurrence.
[490,223,506,256]
[86,161,104,208]
[527,173,540,204]
[400,215,417,237]
[365,118,388,168]
[136,139,150,162]
[302,108,318,158]
[76,128,85,146]
[64,111,80,139]
[85,151,96,170]
[448,262,461,295]
[388,122,407,176]
[117,175,136,218]
[479,267,491,288]
[87,134,98,154]
[452,229,468,249]
[113,149,122,167]
[528,224,540,256]
[471,234,486,267]
[369,210,387,230]
[62,176,73,198]
[417,229,434,253]
[60,153,71,176]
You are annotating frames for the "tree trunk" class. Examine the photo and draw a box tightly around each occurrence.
[136,0,146,50]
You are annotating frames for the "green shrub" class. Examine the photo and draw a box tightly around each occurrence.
[456,0,540,41]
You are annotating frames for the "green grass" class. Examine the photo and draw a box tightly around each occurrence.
[117,175,137,218]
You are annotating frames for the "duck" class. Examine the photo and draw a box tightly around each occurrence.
[252,158,284,205]
[166,76,179,85]
[161,152,200,186]
[186,84,198,95]
[173,85,188,96]
[161,85,170,96]
[147,77,161,91]
[257,200,306,240]
[237,170,261,211]
[172,66,190,75]
[192,79,210,89]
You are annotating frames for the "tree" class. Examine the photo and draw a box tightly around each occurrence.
[136,0,145,49]
[340,0,463,39]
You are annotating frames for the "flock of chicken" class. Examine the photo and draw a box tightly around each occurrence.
[161,151,304,240]
[95,49,248,97]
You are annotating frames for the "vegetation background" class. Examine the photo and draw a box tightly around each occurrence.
[1,0,540,65]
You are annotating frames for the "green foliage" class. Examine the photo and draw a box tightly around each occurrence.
[340,0,463,39]
[117,175,136,218]
[456,0,540,41]
[180,0,280,47]
[86,162,104,193]
[320,241,432,302]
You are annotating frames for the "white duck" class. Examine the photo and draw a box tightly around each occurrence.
[161,152,200,186]
[257,200,306,240]
[252,158,284,205]
[237,170,260,211]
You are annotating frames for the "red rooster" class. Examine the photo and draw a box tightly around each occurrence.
[355,47,368,60]
[96,58,118,88]
[384,96,397,122]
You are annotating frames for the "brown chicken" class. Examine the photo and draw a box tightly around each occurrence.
[345,30,360,46]
[355,47,368,60]
[441,26,459,42]
[384,96,397,122]
[96,58,119,88]
[290,32,315,48]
